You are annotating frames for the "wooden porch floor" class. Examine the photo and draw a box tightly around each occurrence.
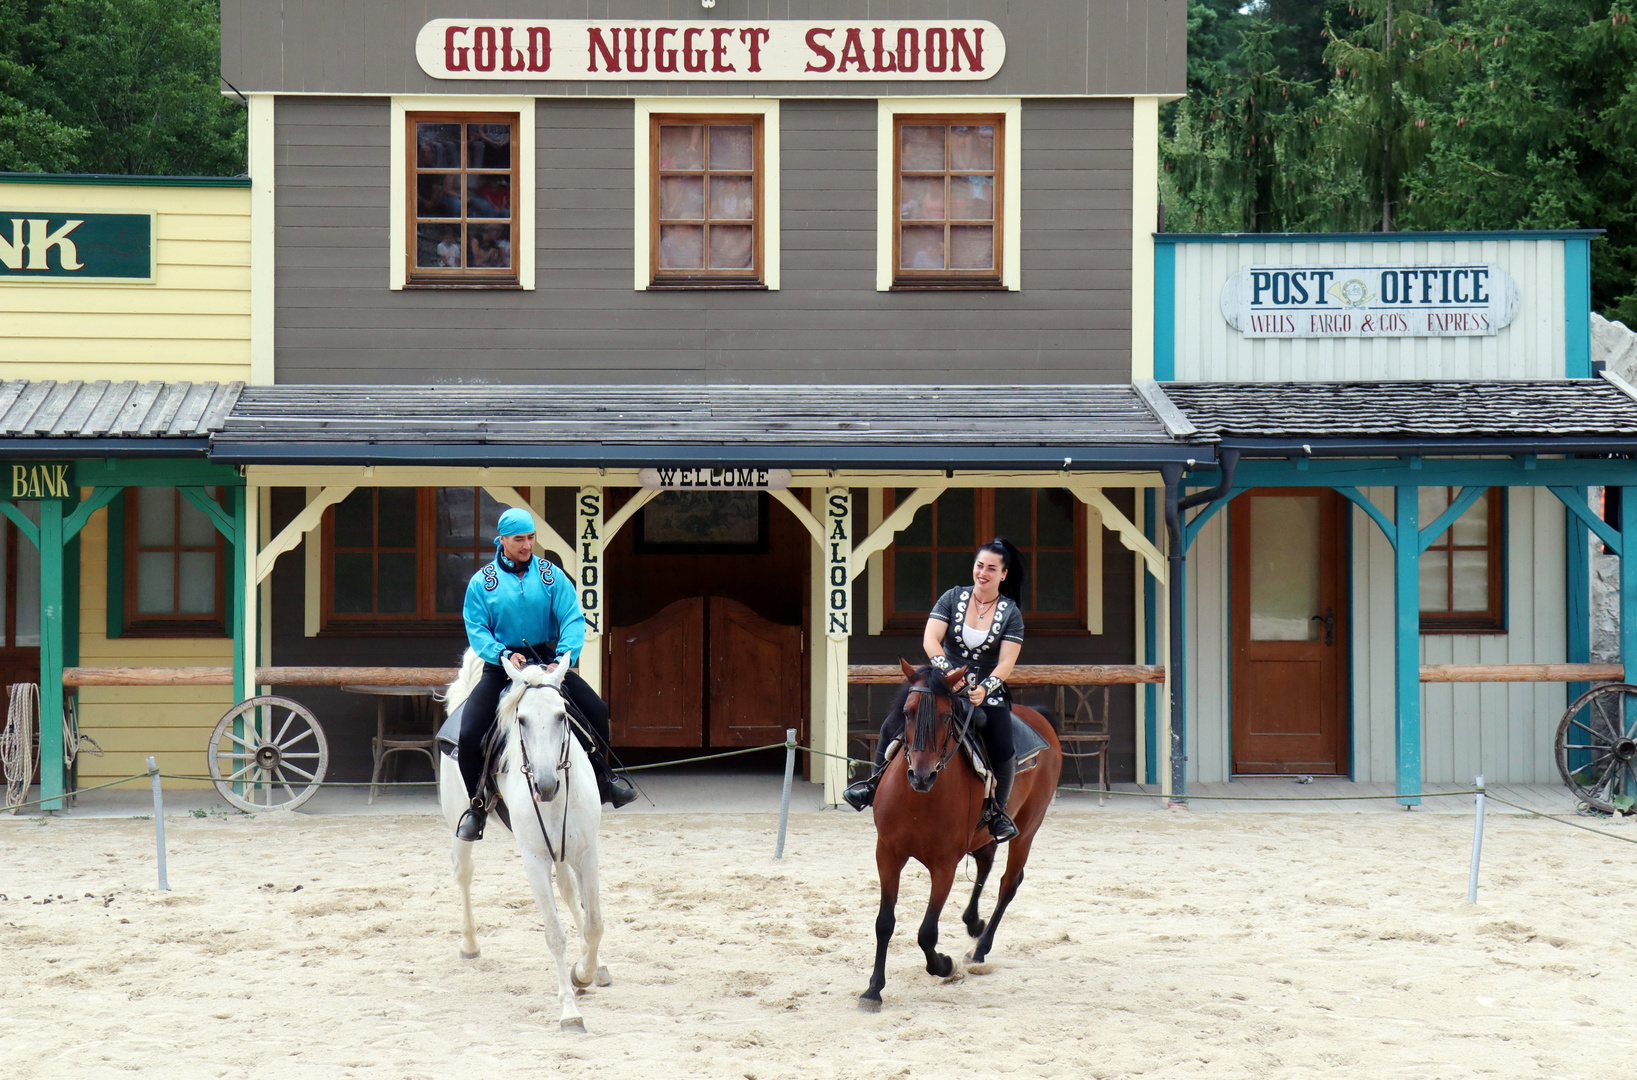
[1054,777,1586,815]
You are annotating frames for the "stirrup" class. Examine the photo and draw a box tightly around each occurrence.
[985,806,1019,843]
[602,773,638,809]
[842,774,879,812]
[456,800,487,842]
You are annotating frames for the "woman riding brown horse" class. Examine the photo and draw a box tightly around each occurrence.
[859,659,1062,1010]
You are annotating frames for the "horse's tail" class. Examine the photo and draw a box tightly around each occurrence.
[444,647,485,712]
[1033,706,1062,736]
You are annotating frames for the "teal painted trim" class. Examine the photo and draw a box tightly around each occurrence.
[1155,229,1603,244]
[1416,485,1487,554]
[63,487,79,671]
[1154,241,1176,381]
[1335,487,1396,547]
[1236,458,1637,489]
[0,500,39,547]
[1343,500,1357,780]
[178,486,237,542]
[1393,487,1422,806]
[1566,490,1592,772]
[0,171,249,188]
[73,458,241,488]
[1548,487,1620,555]
[62,487,120,542]
[1622,489,1637,684]
[230,487,246,704]
[37,501,65,810]
[1565,237,1592,377]
[105,491,124,640]
[1143,489,1158,786]
[1182,487,1245,550]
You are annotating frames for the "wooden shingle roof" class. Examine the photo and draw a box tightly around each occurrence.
[0,380,243,438]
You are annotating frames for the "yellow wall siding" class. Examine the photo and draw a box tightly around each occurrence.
[0,182,250,381]
[75,506,232,790]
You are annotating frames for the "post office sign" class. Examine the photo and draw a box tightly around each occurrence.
[0,210,155,283]
[1220,263,1521,338]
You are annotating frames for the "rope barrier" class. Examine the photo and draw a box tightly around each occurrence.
[1060,786,1487,802]
[1480,791,1637,846]
[2,772,151,814]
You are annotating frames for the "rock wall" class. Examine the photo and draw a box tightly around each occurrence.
[1591,313,1637,663]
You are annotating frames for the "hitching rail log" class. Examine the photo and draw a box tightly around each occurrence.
[847,664,1167,685]
[1418,663,1624,683]
[62,667,461,687]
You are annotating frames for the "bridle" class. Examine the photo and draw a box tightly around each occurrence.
[903,682,975,778]
[514,685,573,863]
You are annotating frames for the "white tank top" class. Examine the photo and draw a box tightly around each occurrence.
[960,621,989,649]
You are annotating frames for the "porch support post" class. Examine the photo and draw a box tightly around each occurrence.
[1160,465,1185,805]
[1565,487,1591,716]
[37,500,65,810]
[1393,485,1422,807]
[822,488,852,804]
[238,485,257,703]
[576,488,604,693]
[1622,488,1637,686]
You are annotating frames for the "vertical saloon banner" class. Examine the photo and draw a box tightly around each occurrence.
[416,20,1004,81]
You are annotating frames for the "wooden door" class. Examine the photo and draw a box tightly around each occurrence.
[709,597,802,747]
[1230,488,1349,774]
[608,596,705,747]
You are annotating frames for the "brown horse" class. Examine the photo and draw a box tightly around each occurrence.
[860,659,1062,1010]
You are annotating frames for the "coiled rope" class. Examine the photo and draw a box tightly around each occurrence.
[2,682,38,812]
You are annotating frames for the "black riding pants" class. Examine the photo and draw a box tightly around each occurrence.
[875,692,1013,767]
[458,662,612,802]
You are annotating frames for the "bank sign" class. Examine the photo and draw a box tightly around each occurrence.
[1220,264,1520,338]
[0,211,155,282]
[417,19,1003,81]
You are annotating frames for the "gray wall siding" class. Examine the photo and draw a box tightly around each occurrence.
[274,97,1133,385]
[226,1,1184,98]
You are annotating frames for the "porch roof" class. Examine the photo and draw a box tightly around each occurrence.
[0,380,243,448]
[1160,377,1637,454]
[208,383,1213,468]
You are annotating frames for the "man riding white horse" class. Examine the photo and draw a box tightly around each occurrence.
[455,506,636,841]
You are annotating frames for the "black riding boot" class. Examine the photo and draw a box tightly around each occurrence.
[843,739,892,811]
[985,756,1020,843]
[456,798,487,842]
[588,747,638,808]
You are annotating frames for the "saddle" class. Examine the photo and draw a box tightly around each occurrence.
[437,699,513,831]
[957,710,1051,784]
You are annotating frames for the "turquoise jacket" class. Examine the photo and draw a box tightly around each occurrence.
[462,556,586,666]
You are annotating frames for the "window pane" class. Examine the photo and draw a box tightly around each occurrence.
[659,176,705,220]
[416,174,463,218]
[334,552,373,613]
[377,552,418,614]
[137,487,175,547]
[949,125,995,171]
[901,125,945,171]
[0,517,8,644]
[467,174,511,219]
[1418,486,1450,528]
[949,175,994,220]
[900,177,945,221]
[950,226,995,270]
[1039,490,1076,547]
[894,551,932,612]
[335,490,373,549]
[1036,552,1076,613]
[898,491,932,547]
[466,123,511,169]
[477,489,506,540]
[709,176,754,220]
[437,551,475,613]
[659,125,704,170]
[436,488,476,547]
[1451,550,1490,611]
[937,551,972,596]
[417,224,462,268]
[15,513,37,644]
[378,489,418,544]
[137,552,175,614]
[1451,492,1490,546]
[178,552,216,614]
[179,495,215,546]
[659,224,705,269]
[1249,496,1321,641]
[708,125,754,170]
[992,489,1033,546]
[900,225,945,270]
[939,489,975,548]
[468,224,511,269]
[416,123,462,168]
[709,225,754,270]
[1419,552,1449,612]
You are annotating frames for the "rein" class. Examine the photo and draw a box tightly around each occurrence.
[515,688,573,864]
[903,684,975,777]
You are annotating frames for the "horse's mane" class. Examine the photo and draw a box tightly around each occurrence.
[890,665,961,752]
[445,648,565,777]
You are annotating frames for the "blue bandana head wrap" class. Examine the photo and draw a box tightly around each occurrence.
[494,507,537,570]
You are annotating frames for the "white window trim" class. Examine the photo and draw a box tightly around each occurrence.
[634,97,780,292]
[876,97,1021,292]
[390,95,535,291]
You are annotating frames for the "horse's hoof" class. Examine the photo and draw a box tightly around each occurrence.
[594,966,612,987]
[571,967,592,990]
[858,994,883,1013]
[560,1017,587,1034]
[459,948,480,960]
[965,919,987,940]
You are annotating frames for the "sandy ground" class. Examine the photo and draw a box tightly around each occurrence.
[3,804,1635,1080]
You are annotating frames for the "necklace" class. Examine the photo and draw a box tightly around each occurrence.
[972,592,998,614]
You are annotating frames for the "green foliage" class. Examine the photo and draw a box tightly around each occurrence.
[0,0,244,176]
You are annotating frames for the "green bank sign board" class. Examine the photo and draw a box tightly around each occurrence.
[0,210,155,282]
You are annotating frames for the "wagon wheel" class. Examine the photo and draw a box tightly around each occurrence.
[1555,682,1637,815]
[208,696,329,813]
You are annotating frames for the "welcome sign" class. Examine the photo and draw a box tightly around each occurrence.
[1220,263,1520,338]
[416,19,1003,81]
[0,211,155,282]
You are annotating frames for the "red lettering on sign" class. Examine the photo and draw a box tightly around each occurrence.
[738,27,770,72]
[444,25,470,71]
[500,27,526,71]
[804,27,836,72]
[925,27,949,71]
[871,28,899,72]
[623,27,649,72]
[472,26,496,71]
[896,28,919,71]
[527,26,551,72]
[683,27,707,72]
[838,27,869,72]
[655,27,679,73]
[587,27,620,72]
[711,27,736,72]
[952,28,984,72]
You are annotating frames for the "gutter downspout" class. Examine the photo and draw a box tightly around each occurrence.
[1177,448,1240,515]
[1161,463,1186,806]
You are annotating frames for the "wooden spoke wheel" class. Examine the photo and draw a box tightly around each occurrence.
[1556,682,1637,815]
[208,696,329,813]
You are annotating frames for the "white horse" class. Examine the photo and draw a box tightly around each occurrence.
[439,648,608,1032]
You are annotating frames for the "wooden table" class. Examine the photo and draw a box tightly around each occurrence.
[341,685,446,803]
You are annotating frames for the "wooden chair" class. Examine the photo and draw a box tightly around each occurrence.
[1055,684,1112,805]
[345,686,443,804]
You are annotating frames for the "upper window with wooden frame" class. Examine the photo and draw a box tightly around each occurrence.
[321,487,514,633]
[124,487,227,636]
[650,115,764,287]
[892,115,1003,288]
[1419,487,1505,633]
[882,488,1085,632]
[407,113,519,286]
